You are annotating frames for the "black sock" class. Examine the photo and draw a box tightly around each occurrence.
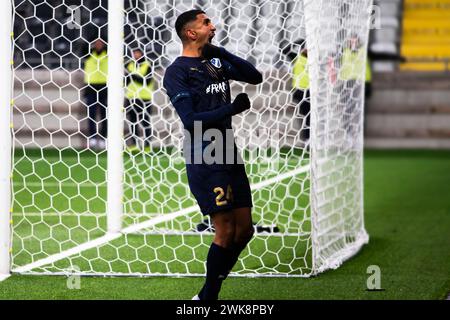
[199,243,232,300]
[223,242,247,279]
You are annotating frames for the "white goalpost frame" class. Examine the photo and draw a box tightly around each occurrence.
[1,0,372,281]
[0,0,13,281]
[107,0,125,234]
[304,0,371,274]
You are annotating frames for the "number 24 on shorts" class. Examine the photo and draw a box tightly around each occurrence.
[214,185,233,206]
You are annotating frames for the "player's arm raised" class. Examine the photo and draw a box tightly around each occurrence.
[163,66,251,131]
[202,44,263,85]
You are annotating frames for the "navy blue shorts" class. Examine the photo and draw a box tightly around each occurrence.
[186,162,253,216]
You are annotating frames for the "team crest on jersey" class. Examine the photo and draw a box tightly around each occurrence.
[210,58,222,69]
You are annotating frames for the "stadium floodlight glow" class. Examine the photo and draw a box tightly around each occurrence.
[0,0,370,281]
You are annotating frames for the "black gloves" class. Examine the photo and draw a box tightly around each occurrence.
[202,43,223,59]
[231,93,251,115]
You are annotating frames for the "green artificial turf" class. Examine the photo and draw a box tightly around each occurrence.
[1,149,449,299]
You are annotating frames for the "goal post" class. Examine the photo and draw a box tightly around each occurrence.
[0,0,13,280]
[305,0,371,273]
[1,0,371,280]
[106,0,125,234]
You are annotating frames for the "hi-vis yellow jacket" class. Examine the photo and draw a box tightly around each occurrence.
[339,48,372,82]
[126,60,154,100]
[84,50,108,85]
[292,54,310,90]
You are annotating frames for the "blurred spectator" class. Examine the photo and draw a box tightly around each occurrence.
[283,39,310,143]
[124,48,155,152]
[339,34,370,82]
[336,34,368,147]
[83,39,108,150]
[339,33,406,100]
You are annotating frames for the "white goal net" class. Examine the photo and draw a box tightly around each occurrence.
[0,0,370,279]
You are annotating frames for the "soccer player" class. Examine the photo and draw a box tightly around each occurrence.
[163,9,263,300]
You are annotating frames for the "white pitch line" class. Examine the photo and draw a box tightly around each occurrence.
[120,164,310,234]
[121,207,200,234]
[250,164,310,190]
[13,164,310,273]
[12,232,122,273]
[11,210,197,273]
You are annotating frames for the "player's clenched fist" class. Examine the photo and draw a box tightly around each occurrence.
[231,93,250,115]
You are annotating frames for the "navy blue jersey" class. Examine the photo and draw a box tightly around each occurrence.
[164,56,233,134]
[164,49,262,164]
[163,48,262,133]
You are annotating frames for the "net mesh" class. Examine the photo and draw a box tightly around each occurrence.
[9,0,369,277]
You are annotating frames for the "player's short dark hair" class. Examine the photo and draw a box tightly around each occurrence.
[175,9,205,42]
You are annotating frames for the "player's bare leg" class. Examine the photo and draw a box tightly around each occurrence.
[225,207,254,275]
[232,207,254,245]
[211,210,236,248]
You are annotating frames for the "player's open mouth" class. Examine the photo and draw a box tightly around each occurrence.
[208,33,215,42]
